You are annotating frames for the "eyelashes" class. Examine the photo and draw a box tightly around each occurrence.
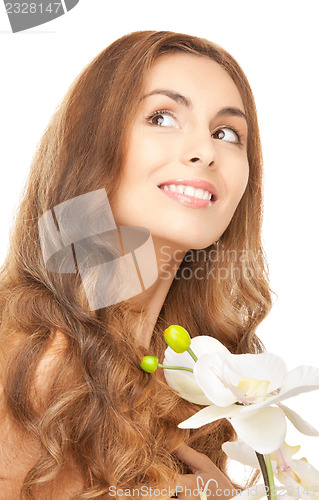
[212,126,243,145]
[146,109,178,128]
[146,109,244,145]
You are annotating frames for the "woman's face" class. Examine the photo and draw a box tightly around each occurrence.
[110,53,249,252]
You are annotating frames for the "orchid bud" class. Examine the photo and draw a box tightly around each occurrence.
[164,325,191,353]
[140,356,159,373]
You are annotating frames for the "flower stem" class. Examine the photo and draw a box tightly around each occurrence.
[256,452,276,500]
[187,348,198,362]
[265,454,276,500]
[158,364,193,372]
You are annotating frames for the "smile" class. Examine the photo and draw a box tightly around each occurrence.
[158,184,217,208]
[161,184,212,199]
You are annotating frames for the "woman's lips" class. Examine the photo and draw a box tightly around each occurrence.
[157,178,218,200]
[158,186,217,208]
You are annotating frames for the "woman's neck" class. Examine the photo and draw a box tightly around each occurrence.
[126,239,186,349]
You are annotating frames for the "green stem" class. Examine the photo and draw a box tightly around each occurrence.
[158,364,193,372]
[265,454,276,500]
[187,347,198,362]
[256,453,271,500]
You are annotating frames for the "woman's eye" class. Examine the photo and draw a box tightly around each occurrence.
[147,110,178,128]
[212,127,241,144]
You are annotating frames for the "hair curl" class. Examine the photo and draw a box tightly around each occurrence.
[0,30,275,499]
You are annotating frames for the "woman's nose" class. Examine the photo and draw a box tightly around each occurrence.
[182,130,216,169]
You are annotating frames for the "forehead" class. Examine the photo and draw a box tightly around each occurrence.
[144,53,244,110]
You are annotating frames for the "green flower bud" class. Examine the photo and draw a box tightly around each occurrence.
[140,356,159,373]
[164,325,191,353]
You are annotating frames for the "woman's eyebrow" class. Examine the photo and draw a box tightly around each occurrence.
[140,88,247,123]
[141,89,192,108]
[216,107,247,124]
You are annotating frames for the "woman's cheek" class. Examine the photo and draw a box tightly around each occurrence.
[225,160,249,209]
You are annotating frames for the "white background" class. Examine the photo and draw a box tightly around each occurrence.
[0,0,318,472]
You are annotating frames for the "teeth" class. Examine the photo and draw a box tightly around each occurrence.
[184,186,195,197]
[195,188,205,199]
[161,184,212,200]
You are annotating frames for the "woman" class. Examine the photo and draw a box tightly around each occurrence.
[0,30,273,499]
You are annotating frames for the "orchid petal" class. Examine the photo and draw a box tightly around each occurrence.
[290,459,319,491]
[190,335,231,356]
[243,366,319,413]
[193,353,238,406]
[220,352,287,393]
[278,403,319,436]
[164,335,229,367]
[163,346,195,370]
[276,472,299,491]
[280,365,319,399]
[280,472,319,500]
[230,406,287,454]
[276,494,300,500]
[178,404,240,429]
[193,351,287,407]
[163,336,229,405]
[278,497,298,500]
[271,441,301,465]
[222,440,260,468]
[163,368,212,405]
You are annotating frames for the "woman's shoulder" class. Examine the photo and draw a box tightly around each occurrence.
[0,329,84,499]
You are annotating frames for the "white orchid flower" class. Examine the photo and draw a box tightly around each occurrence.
[163,336,230,405]
[272,443,319,500]
[162,336,319,454]
[223,439,319,500]
[286,460,319,500]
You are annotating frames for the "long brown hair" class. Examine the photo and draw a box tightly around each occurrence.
[0,30,274,499]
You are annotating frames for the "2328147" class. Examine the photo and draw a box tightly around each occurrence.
[5,3,63,14]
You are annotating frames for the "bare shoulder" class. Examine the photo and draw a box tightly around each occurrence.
[0,329,84,499]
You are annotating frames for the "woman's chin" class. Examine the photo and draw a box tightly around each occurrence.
[152,233,219,254]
